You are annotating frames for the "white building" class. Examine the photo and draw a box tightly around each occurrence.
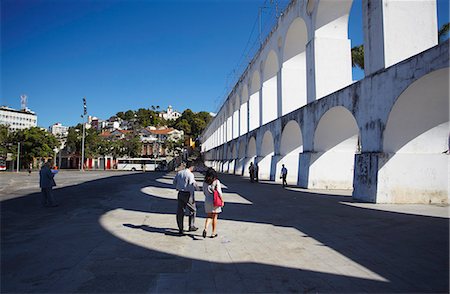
[48,122,69,137]
[159,105,181,120]
[0,106,37,131]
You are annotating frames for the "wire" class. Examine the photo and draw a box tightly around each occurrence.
[215,0,292,113]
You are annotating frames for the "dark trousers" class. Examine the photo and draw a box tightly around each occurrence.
[176,191,196,232]
[41,187,56,207]
[282,175,287,187]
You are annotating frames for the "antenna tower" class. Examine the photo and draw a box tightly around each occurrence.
[20,94,27,110]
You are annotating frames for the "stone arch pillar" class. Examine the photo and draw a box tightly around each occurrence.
[307,0,353,101]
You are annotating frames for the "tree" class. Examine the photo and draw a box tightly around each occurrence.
[351,44,364,70]
[11,127,58,168]
[0,125,12,158]
[439,22,449,43]
[175,119,191,135]
[124,110,135,121]
[122,134,142,157]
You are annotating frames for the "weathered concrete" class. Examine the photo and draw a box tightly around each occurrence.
[201,0,449,204]
[1,171,448,293]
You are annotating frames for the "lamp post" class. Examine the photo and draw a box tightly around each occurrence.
[81,97,87,171]
[16,142,20,173]
[53,147,59,167]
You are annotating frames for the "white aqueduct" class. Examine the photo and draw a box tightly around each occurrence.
[200,0,449,204]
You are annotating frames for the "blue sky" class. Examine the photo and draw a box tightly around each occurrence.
[1,0,448,129]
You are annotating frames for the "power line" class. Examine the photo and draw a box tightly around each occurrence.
[216,0,291,113]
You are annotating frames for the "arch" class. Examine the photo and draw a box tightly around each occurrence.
[249,71,261,131]
[232,95,240,139]
[378,68,449,204]
[244,137,257,178]
[277,121,303,184]
[240,85,249,135]
[312,0,353,99]
[314,0,353,39]
[262,50,279,125]
[235,141,247,176]
[258,130,275,180]
[282,17,308,115]
[310,106,359,189]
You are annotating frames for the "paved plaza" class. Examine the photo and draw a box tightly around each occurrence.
[1,170,448,293]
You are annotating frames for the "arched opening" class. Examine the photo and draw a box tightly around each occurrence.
[378,68,449,204]
[278,121,303,184]
[249,71,261,131]
[228,144,237,174]
[347,0,364,81]
[262,50,279,125]
[236,142,246,175]
[244,137,257,178]
[232,95,240,140]
[282,18,308,115]
[226,102,233,143]
[258,131,275,180]
[313,0,353,99]
[310,106,359,189]
[240,85,249,135]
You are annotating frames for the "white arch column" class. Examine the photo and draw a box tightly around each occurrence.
[307,0,353,102]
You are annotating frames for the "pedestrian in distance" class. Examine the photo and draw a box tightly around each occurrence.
[173,161,199,235]
[202,168,224,238]
[249,162,255,183]
[281,164,288,188]
[39,160,58,207]
[254,163,259,182]
[28,163,32,176]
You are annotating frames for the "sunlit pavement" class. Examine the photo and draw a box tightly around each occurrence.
[1,171,448,293]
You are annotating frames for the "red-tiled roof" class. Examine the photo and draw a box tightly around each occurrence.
[150,128,175,135]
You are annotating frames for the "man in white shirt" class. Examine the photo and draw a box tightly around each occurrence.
[173,161,199,234]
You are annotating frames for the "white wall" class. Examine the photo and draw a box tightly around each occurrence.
[262,76,278,125]
[378,68,449,204]
[233,110,239,139]
[309,106,359,189]
[240,103,248,135]
[258,131,274,180]
[249,93,260,131]
[227,117,232,143]
[277,121,303,184]
[282,54,307,115]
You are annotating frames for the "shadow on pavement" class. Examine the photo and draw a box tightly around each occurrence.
[1,171,448,293]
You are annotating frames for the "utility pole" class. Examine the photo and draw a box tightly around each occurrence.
[16,142,20,173]
[259,6,269,47]
[81,97,87,171]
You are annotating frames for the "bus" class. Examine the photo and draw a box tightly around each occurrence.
[116,158,167,171]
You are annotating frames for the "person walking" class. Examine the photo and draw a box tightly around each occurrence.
[39,160,58,207]
[173,161,198,235]
[249,162,255,183]
[202,168,224,238]
[281,164,288,188]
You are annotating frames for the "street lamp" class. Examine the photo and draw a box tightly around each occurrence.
[81,97,87,171]
[53,147,59,167]
[16,142,20,173]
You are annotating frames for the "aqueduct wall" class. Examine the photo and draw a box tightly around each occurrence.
[201,0,449,204]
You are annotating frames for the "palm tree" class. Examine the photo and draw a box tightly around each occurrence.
[351,45,364,70]
[439,23,449,43]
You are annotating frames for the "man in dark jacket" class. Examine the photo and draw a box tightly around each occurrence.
[39,160,57,207]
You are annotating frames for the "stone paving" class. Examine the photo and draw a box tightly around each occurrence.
[1,171,448,293]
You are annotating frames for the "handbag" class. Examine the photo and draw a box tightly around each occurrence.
[213,181,224,207]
